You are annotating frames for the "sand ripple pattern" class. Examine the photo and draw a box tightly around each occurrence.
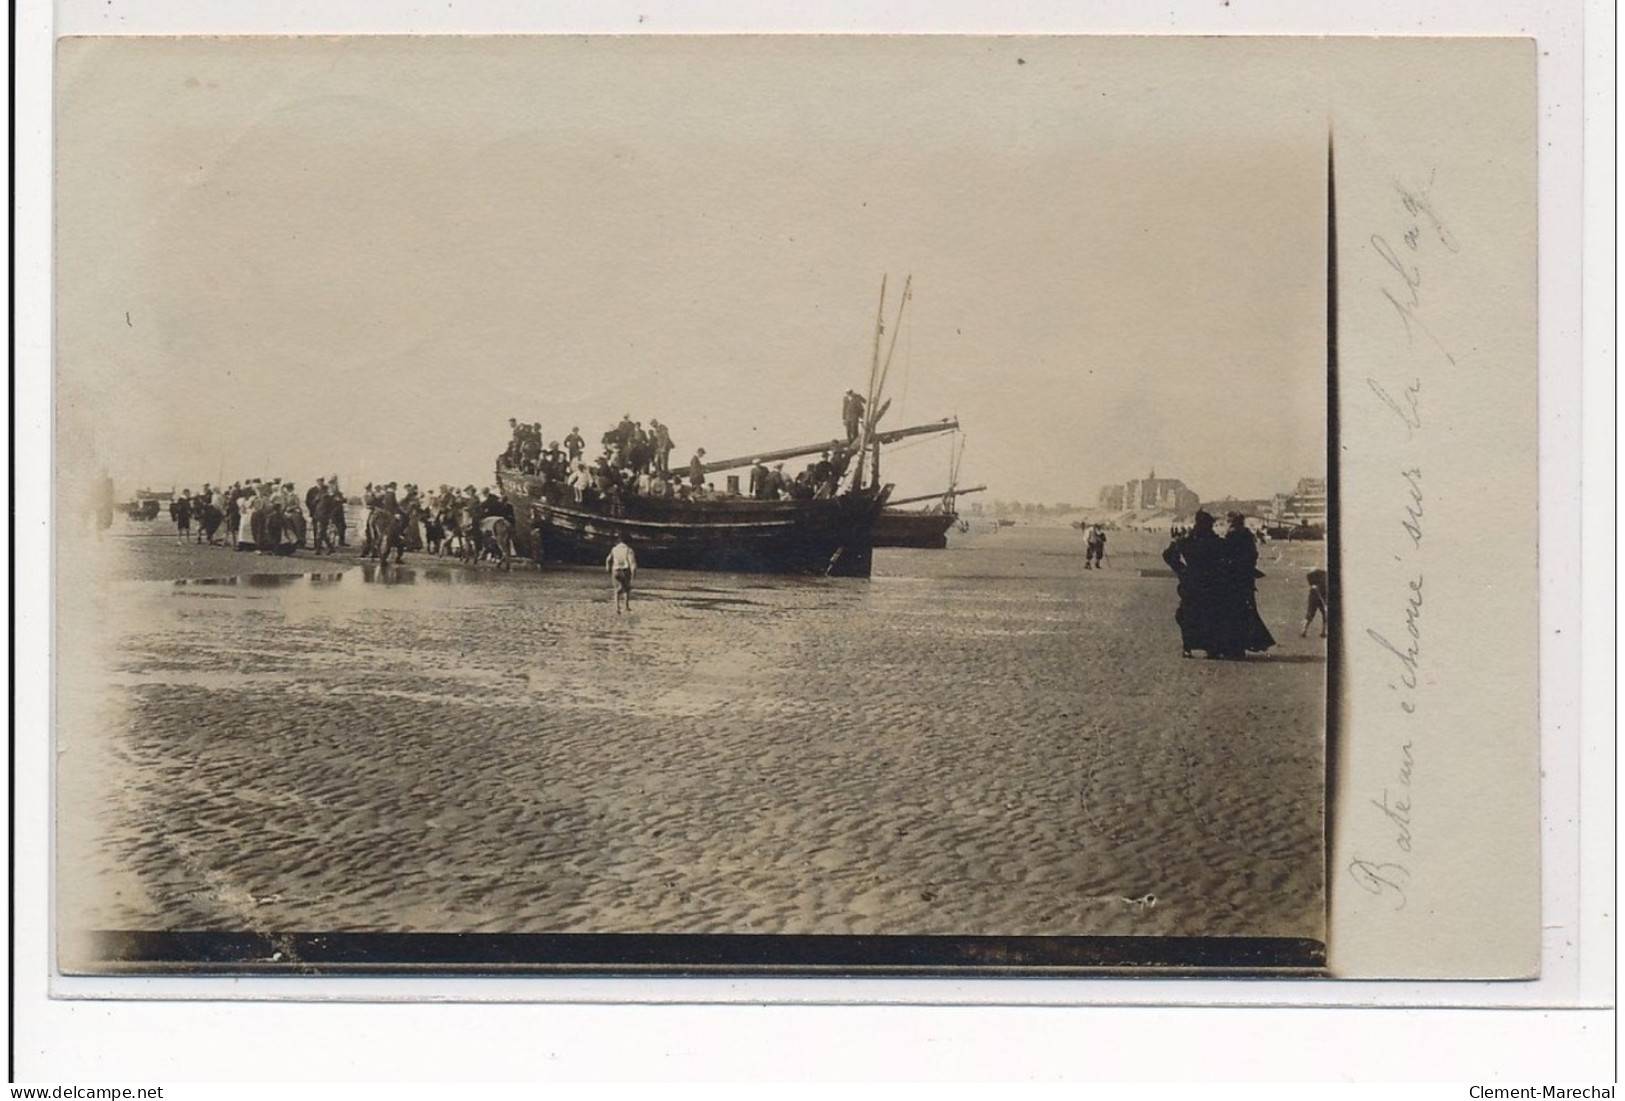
[59,529,1327,939]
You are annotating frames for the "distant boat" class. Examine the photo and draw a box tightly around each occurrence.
[1264,521,1326,541]
[121,487,172,521]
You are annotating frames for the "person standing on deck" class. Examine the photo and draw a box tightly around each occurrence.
[652,419,674,474]
[842,389,866,441]
[606,535,637,614]
[689,448,706,490]
[564,427,585,462]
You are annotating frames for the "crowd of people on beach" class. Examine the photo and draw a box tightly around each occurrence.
[163,475,527,563]
[168,478,347,556]
[497,413,858,510]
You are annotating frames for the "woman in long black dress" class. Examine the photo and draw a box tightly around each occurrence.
[1162,510,1226,657]
[1216,511,1277,658]
[1161,510,1277,658]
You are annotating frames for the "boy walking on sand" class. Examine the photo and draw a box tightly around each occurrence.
[606,535,637,614]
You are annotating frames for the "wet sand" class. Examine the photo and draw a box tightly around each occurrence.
[58,521,1328,946]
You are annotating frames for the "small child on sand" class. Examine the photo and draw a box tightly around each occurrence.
[1301,568,1329,638]
[606,535,637,614]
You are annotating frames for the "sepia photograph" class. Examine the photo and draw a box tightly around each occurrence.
[56,34,1347,974]
[18,0,1604,1080]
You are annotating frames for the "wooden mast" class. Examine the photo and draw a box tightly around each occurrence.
[696,418,958,476]
[885,484,987,509]
[849,276,888,491]
[849,274,912,492]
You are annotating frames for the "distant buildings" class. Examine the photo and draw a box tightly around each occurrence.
[1095,469,1327,530]
[1270,477,1328,528]
[1097,469,1201,516]
[1098,467,1326,532]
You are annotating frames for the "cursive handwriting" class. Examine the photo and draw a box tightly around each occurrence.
[1370,741,1415,854]
[1367,377,1422,439]
[1395,173,1460,253]
[1353,175,1450,920]
[1348,857,1410,910]
[1372,171,1458,367]
[1400,466,1423,549]
[1371,234,1421,304]
[1366,573,1423,713]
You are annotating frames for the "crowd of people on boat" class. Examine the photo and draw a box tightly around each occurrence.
[498,413,858,511]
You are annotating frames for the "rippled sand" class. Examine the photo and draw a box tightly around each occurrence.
[57,523,1328,946]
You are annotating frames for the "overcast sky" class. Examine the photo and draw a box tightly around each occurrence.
[57,36,1327,503]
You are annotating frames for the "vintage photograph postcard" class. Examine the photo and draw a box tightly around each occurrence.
[50,35,1536,979]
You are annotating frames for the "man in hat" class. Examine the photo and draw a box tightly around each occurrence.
[502,418,522,467]
[651,419,673,474]
[306,478,327,523]
[813,450,835,493]
[564,426,585,462]
[842,389,866,441]
[1084,524,1107,569]
[689,448,706,490]
[480,486,503,520]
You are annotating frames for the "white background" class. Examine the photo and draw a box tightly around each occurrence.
[12,0,1615,1085]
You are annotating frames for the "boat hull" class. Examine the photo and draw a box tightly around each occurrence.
[870,508,957,549]
[496,470,888,577]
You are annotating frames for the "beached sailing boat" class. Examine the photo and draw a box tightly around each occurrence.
[495,276,958,577]
[870,432,985,549]
[870,485,987,549]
